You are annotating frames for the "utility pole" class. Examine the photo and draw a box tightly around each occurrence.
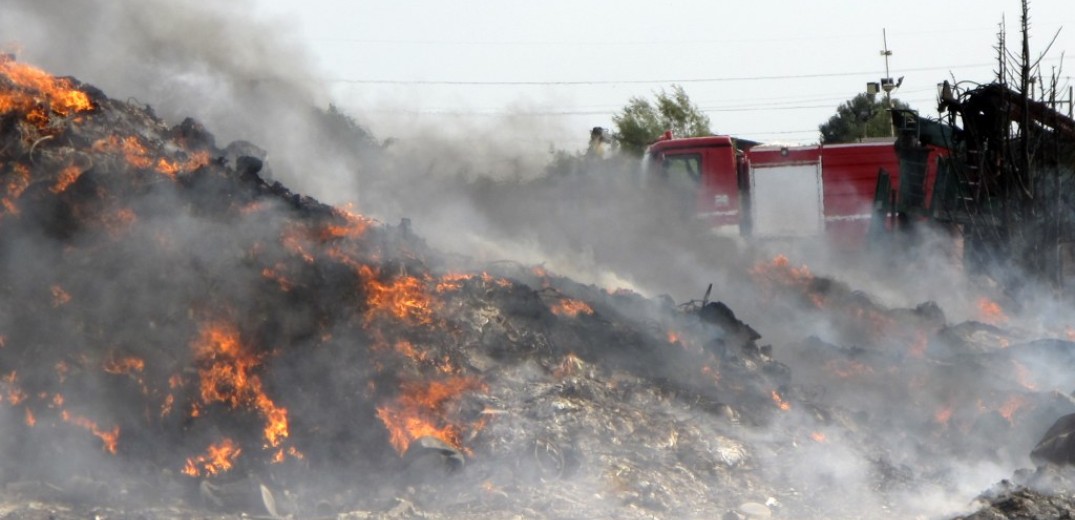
[878,29,902,137]
[881,29,893,110]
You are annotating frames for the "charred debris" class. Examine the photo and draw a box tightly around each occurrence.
[3,54,1075,519]
[885,3,1075,294]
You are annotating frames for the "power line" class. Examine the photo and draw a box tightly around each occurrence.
[329,56,1069,86]
[327,63,1004,86]
[310,23,1071,47]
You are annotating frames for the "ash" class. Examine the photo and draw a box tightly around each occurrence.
[2,57,1075,520]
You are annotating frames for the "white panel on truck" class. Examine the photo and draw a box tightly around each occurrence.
[749,162,823,238]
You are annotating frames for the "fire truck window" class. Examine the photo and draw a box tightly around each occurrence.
[661,154,701,184]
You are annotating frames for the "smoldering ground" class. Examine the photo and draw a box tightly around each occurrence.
[4,1,1075,518]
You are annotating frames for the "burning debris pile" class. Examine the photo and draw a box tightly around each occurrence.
[3,56,1075,519]
[0,56,799,518]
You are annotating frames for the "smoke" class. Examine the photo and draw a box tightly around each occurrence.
[0,0,384,206]
[4,1,1075,518]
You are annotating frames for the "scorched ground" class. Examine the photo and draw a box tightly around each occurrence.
[2,56,1075,519]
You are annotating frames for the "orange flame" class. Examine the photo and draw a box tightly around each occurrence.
[362,266,438,324]
[550,298,594,318]
[155,151,211,177]
[24,407,35,427]
[1,164,31,217]
[376,376,487,455]
[810,432,827,443]
[0,56,93,121]
[92,135,154,170]
[50,164,83,194]
[60,410,119,454]
[553,353,586,378]
[191,321,291,450]
[182,438,242,477]
[997,395,1028,425]
[103,356,145,375]
[770,389,791,411]
[1011,360,1038,391]
[261,264,295,292]
[934,405,954,426]
[976,297,1008,325]
[750,255,823,307]
[435,273,474,293]
[50,285,71,307]
[4,371,26,405]
[701,364,720,384]
[160,394,174,418]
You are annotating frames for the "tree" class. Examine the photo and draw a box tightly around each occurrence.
[818,93,911,144]
[612,85,712,156]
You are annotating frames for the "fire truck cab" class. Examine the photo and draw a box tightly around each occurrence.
[644,132,946,246]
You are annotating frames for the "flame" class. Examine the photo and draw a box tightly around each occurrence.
[1,164,31,217]
[810,432,827,443]
[479,272,513,288]
[318,207,372,241]
[667,331,680,344]
[553,353,586,378]
[1011,360,1037,391]
[361,266,438,324]
[182,438,242,477]
[976,297,1008,325]
[92,135,154,170]
[50,164,83,194]
[155,151,211,177]
[550,298,594,318]
[0,56,93,121]
[24,407,35,427]
[934,405,954,426]
[191,321,291,450]
[997,395,1027,425]
[160,394,174,418]
[376,376,487,455]
[750,255,823,308]
[4,371,26,405]
[701,364,720,384]
[60,410,119,454]
[393,340,430,364]
[103,356,145,375]
[435,273,474,293]
[50,285,71,307]
[261,264,295,292]
[54,361,68,383]
[770,389,791,411]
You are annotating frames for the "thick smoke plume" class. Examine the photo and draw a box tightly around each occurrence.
[3,2,1075,519]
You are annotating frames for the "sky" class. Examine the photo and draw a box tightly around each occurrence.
[254,0,1073,151]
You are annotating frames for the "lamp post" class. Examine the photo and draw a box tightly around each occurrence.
[867,29,903,137]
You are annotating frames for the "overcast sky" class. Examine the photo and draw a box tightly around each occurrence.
[252,0,1073,150]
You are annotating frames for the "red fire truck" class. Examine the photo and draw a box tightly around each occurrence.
[644,126,948,246]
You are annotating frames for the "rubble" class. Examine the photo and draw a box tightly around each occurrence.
[2,56,1075,519]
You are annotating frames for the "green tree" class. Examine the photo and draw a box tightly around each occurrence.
[612,85,712,156]
[819,93,911,143]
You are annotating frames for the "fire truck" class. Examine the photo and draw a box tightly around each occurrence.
[643,118,949,247]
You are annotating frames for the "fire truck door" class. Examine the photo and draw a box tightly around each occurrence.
[749,160,824,238]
